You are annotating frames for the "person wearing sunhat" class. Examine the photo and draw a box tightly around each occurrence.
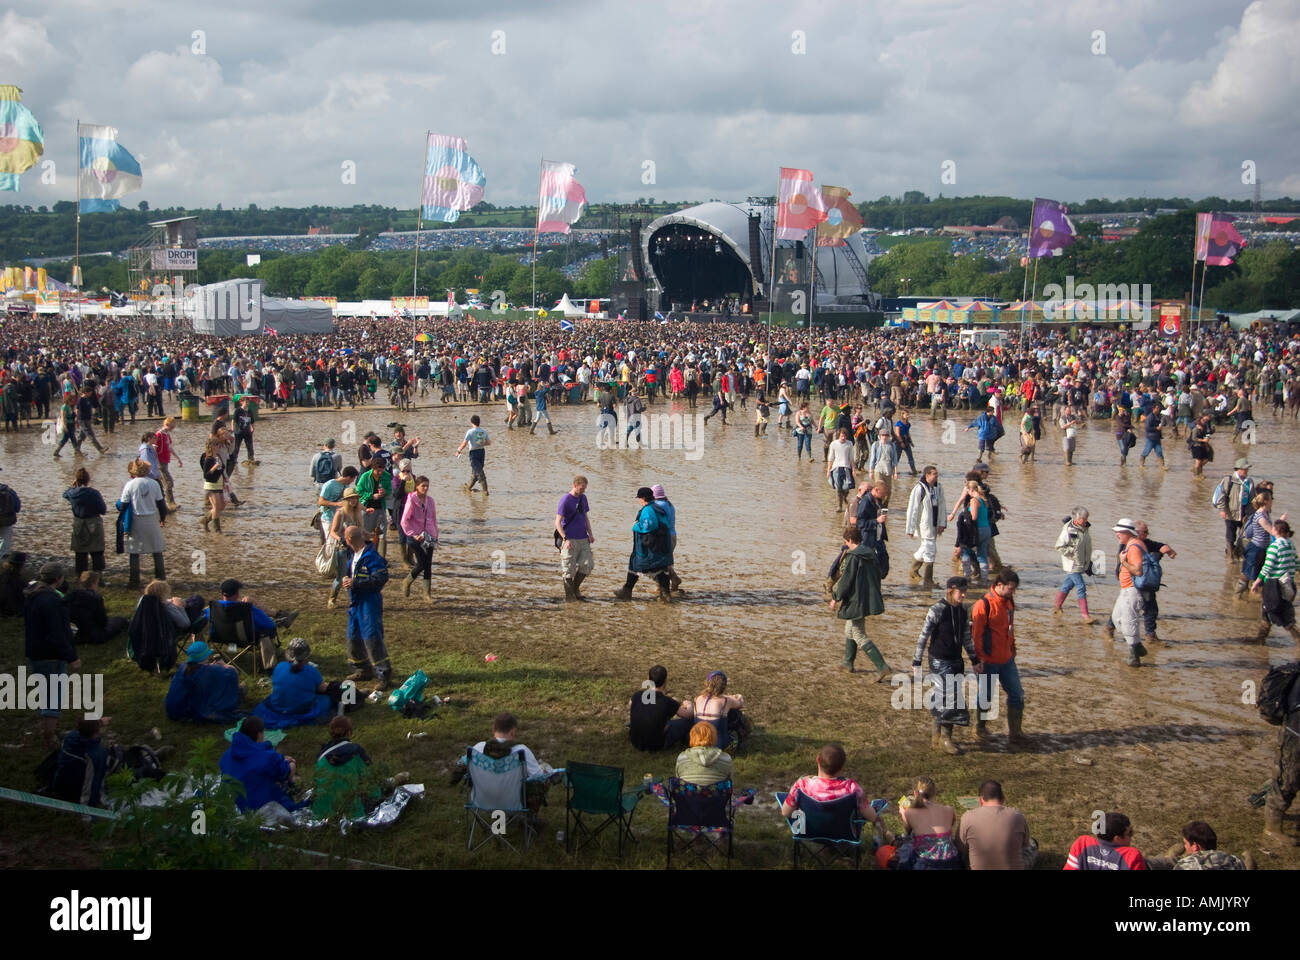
[165,640,242,724]
[1111,519,1151,668]
[1213,458,1255,559]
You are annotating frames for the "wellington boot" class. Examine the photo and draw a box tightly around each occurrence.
[612,586,633,601]
[547,423,556,435]
[201,510,211,532]
[1007,707,1029,748]
[213,516,222,533]
[327,585,340,609]
[931,719,944,751]
[842,636,856,672]
[940,724,962,755]
[974,719,990,742]
[1263,807,1295,844]
[572,572,588,601]
[1078,598,1096,624]
[1052,590,1067,615]
[563,578,577,602]
[529,423,537,435]
[921,562,935,587]
[425,579,434,603]
[403,573,415,598]
[859,640,891,683]
[908,559,924,581]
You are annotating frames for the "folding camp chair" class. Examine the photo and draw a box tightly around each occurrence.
[464,746,536,854]
[665,777,736,869]
[774,790,867,869]
[564,761,645,857]
[208,600,272,678]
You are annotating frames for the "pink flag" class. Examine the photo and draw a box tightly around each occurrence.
[537,160,587,233]
[1195,212,1245,266]
[776,167,827,240]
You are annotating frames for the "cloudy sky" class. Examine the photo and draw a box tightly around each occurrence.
[3,0,1298,211]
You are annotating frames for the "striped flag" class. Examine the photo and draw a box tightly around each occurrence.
[0,85,45,192]
[78,124,142,213]
[1195,212,1245,266]
[537,160,586,234]
[776,167,827,240]
[421,134,485,223]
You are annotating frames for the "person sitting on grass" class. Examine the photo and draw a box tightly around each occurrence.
[1143,820,1254,870]
[51,717,113,808]
[1063,811,1147,869]
[675,721,734,787]
[219,714,303,815]
[691,670,751,750]
[252,638,334,729]
[628,664,694,751]
[312,715,381,820]
[779,742,890,838]
[66,571,128,646]
[892,776,961,870]
[165,640,243,724]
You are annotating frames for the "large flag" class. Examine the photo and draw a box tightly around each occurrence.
[776,167,827,240]
[815,185,862,246]
[1195,212,1245,266]
[78,124,142,213]
[537,160,586,234]
[421,134,485,223]
[1027,198,1077,258]
[0,85,45,192]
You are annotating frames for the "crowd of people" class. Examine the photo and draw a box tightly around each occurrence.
[5,308,1300,866]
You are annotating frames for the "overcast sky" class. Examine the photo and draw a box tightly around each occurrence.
[3,0,1297,212]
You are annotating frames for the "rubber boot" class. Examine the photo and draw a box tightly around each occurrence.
[1052,590,1067,615]
[563,578,577,601]
[1007,707,1029,748]
[201,510,211,532]
[327,584,340,609]
[403,573,415,598]
[572,571,588,601]
[655,574,673,603]
[547,422,556,435]
[842,637,856,672]
[921,562,935,587]
[1078,597,1096,624]
[529,422,537,435]
[612,586,634,601]
[1264,806,1294,844]
[213,515,222,533]
[908,559,923,581]
[425,578,434,603]
[931,718,944,750]
[374,661,393,691]
[1254,619,1271,643]
[481,477,489,496]
[974,717,990,742]
[859,640,890,683]
[940,724,962,755]
[128,553,141,588]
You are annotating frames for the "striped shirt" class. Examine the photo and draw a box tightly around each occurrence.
[1258,537,1298,582]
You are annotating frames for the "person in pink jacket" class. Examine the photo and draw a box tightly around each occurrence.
[399,475,438,601]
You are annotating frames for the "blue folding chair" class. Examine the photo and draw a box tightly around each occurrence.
[464,746,535,854]
[774,790,869,869]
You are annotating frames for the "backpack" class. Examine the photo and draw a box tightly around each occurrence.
[312,454,336,485]
[955,509,977,548]
[1258,661,1300,726]
[0,484,17,528]
[990,416,1005,441]
[1130,542,1162,590]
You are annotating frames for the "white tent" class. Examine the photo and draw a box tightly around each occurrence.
[557,293,586,317]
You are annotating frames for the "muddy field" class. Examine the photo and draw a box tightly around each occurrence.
[1,394,1297,868]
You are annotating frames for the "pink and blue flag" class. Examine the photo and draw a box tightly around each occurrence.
[1195,212,1245,266]
[537,160,586,234]
[422,134,486,223]
[1027,198,1077,258]
[0,85,45,192]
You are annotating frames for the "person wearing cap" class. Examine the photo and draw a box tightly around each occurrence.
[310,438,343,487]
[866,426,899,506]
[613,487,674,602]
[1213,458,1255,559]
[1111,519,1151,667]
[342,524,393,688]
[253,638,333,729]
[652,483,682,594]
[326,484,366,607]
[24,561,80,748]
[165,640,242,724]
[213,578,298,670]
[914,576,977,754]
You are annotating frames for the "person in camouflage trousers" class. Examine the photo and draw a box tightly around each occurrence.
[1145,821,1253,869]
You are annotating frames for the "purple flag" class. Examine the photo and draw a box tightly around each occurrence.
[1027,198,1077,258]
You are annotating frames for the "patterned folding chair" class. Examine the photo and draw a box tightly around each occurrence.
[774,790,867,869]
[464,745,535,854]
[564,761,645,857]
[665,777,737,869]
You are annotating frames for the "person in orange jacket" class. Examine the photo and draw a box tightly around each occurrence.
[970,568,1027,748]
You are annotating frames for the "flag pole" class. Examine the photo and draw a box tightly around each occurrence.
[1196,256,1209,332]
[766,180,778,352]
[73,120,80,290]
[1020,199,1034,341]
[806,226,816,338]
[412,131,428,368]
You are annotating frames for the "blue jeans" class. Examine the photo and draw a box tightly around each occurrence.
[1243,541,1267,582]
[980,658,1024,711]
[795,433,811,457]
[1140,437,1163,460]
[1116,435,1128,458]
[1059,571,1087,598]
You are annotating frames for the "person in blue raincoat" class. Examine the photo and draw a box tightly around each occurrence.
[166,640,243,724]
[613,487,674,603]
[253,638,332,729]
[965,409,1002,457]
[342,525,392,688]
[219,715,302,813]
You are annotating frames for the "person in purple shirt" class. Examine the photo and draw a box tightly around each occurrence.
[555,475,596,602]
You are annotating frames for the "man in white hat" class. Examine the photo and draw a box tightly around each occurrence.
[1111,519,1150,667]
